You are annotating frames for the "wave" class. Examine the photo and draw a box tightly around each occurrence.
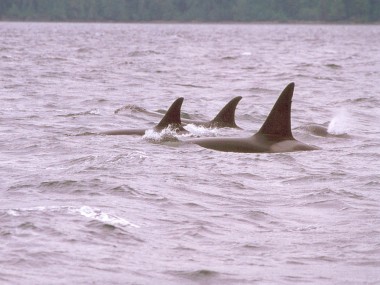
[174,83,211,89]
[58,109,100,118]
[128,50,161,57]
[114,104,149,115]
[4,205,139,228]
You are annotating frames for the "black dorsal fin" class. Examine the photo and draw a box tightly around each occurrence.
[257,82,295,139]
[155,97,185,131]
[210,96,242,128]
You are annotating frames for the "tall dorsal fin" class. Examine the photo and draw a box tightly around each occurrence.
[257,82,295,139]
[155,97,185,131]
[210,96,242,128]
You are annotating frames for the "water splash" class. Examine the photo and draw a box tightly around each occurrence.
[184,124,218,137]
[142,124,218,143]
[327,108,353,135]
[143,128,181,142]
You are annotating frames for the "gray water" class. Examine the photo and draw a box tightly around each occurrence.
[0,22,379,285]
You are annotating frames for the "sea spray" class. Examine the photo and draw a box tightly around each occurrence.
[328,108,353,135]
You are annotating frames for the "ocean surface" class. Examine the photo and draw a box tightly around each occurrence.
[0,22,379,285]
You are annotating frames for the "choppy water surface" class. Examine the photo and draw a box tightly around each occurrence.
[0,22,379,285]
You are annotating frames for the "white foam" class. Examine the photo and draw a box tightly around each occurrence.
[70,206,140,228]
[6,206,60,216]
[184,124,218,137]
[5,205,139,228]
[327,108,353,135]
[142,125,218,143]
[143,128,180,142]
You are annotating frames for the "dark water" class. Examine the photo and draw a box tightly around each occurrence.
[0,22,379,284]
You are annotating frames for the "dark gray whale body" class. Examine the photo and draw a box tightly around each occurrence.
[189,83,319,153]
[102,97,186,136]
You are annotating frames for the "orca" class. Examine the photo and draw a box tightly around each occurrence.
[181,96,242,128]
[102,97,186,135]
[188,83,319,153]
[302,124,329,137]
[123,96,242,129]
[299,123,350,138]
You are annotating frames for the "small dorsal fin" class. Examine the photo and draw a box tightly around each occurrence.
[155,97,185,131]
[210,96,242,128]
[257,82,295,139]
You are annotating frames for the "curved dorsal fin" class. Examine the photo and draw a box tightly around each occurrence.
[210,96,242,128]
[155,97,185,131]
[257,83,295,139]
